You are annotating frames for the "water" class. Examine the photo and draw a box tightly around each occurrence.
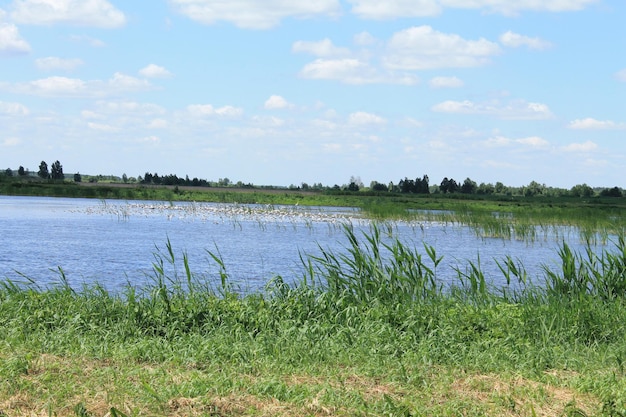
[0,195,601,293]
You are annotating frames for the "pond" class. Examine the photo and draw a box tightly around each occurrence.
[0,195,603,293]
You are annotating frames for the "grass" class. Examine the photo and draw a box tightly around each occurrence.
[2,226,626,416]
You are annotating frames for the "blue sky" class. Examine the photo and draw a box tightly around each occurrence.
[0,0,624,188]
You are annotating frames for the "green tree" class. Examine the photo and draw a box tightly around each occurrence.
[570,183,594,198]
[18,166,26,176]
[5,168,13,177]
[461,177,477,194]
[50,160,64,180]
[38,161,49,179]
[74,172,82,183]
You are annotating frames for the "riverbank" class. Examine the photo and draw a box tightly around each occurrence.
[1,227,626,416]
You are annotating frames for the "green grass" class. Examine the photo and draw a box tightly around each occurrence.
[2,226,626,416]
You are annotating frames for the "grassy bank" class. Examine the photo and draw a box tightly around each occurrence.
[2,227,626,416]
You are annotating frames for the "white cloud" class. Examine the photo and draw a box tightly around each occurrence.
[561,140,598,152]
[0,11,31,55]
[169,0,341,29]
[139,64,173,78]
[299,58,418,85]
[432,99,554,120]
[429,76,464,88]
[483,135,549,148]
[67,34,106,47]
[384,26,501,70]
[516,136,549,148]
[438,0,598,16]
[6,73,153,97]
[11,0,126,28]
[264,95,293,110]
[187,104,243,117]
[615,69,626,82]
[292,38,350,57]
[347,0,442,19]
[35,56,83,71]
[344,0,598,18]
[499,31,552,50]
[0,100,29,115]
[567,118,626,130]
[87,122,119,132]
[348,111,386,125]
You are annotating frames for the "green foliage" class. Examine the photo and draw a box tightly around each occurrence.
[2,226,626,415]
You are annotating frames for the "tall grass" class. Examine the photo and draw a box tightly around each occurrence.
[1,225,626,415]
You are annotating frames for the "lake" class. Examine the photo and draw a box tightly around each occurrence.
[0,195,600,293]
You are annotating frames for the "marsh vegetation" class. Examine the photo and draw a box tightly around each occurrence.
[1,224,626,416]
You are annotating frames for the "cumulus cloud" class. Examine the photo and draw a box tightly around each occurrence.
[35,56,83,71]
[432,99,554,120]
[169,0,341,29]
[299,58,419,85]
[561,140,598,152]
[429,76,464,88]
[6,73,153,97]
[0,11,31,55]
[296,26,503,84]
[567,118,626,130]
[499,31,552,50]
[187,104,243,117]
[384,26,501,70]
[139,64,173,78]
[292,38,350,57]
[264,95,293,110]
[11,0,126,28]
[347,0,442,19]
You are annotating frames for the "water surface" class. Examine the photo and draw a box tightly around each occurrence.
[0,195,598,293]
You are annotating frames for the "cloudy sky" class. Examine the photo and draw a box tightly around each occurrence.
[0,0,624,188]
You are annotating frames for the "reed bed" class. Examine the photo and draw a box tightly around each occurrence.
[1,225,626,416]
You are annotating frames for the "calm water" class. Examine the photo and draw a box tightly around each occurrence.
[0,195,597,293]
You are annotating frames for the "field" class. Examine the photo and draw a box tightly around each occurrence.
[1,181,626,416]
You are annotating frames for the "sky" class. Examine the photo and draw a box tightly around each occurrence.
[0,0,624,189]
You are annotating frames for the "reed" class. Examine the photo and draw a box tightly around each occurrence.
[1,226,626,415]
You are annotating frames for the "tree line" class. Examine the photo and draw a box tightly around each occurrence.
[2,161,624,198]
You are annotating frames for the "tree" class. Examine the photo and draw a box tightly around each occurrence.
[122,173,128,183]
[570,183,594,198]
[461,177,477,194]
[38,161,49,179]
[600,187,623,197]
[50,160,63,180]
[18,166,25,176]
[74,172,82,183]
[416,175,429,194]
[440,177,458,194]
[5,168,13,177]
